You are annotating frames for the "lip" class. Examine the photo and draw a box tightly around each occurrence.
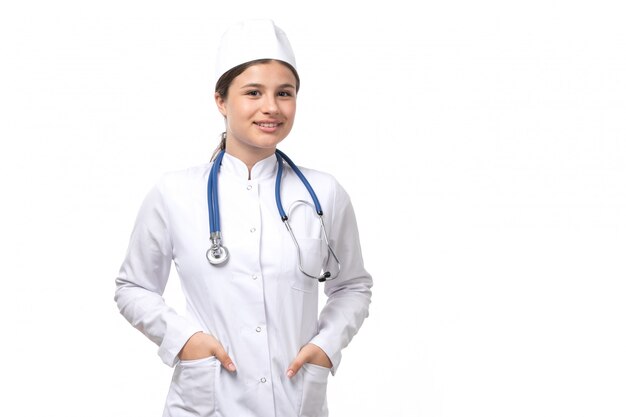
[254,120,282,133]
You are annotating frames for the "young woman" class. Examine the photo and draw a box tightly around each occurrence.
[115,19,373,417]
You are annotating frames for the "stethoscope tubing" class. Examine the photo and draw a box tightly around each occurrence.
[208,149,226,234]
[209,149,323,233]
[206,149,340,280]
[274,149,323,219]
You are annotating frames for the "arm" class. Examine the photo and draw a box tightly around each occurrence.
[307,181,373,374]
[114,182,204,367]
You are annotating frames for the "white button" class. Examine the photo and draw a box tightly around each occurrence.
[246,185,252,190]
[256,326,262,332]
[260,377,267,383]
[250,227,256,233]
[252,275,258,280]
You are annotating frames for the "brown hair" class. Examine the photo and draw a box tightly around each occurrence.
[210,59,300,161]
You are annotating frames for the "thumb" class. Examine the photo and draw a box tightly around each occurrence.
[286,351,306,379]
[213,342,236,372]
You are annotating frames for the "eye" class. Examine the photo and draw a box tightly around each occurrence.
[245,90,261,97]
[278,91,294,97]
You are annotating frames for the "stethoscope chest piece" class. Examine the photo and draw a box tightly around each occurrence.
[206,245,229,265]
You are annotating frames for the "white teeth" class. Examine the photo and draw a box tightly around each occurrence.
[257,123,278,128]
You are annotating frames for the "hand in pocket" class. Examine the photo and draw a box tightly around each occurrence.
[178,332,237,372]
[286,343,332,378]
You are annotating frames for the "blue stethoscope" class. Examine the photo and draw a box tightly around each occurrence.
[206,149,340,282]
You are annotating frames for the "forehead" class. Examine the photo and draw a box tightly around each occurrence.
[233,61,297,86]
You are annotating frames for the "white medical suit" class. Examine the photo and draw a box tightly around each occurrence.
[115,153,373,417]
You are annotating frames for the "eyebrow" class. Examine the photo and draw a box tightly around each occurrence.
[240,83,296,90]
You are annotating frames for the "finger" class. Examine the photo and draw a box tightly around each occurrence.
[212,342,236,372]
[286,352,306,378]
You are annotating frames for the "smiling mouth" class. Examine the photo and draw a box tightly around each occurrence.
[255,122,280,128]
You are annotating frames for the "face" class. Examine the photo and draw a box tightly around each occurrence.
[215,60,297,162]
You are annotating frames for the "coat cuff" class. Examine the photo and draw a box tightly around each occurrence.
[157,322,205,367]
[308,336,342,376]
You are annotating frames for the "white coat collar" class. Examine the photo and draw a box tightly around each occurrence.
[221,152,278,181]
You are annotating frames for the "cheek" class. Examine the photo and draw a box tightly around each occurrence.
[230,100,257,119]
[224,101,248,123]
[282,102,297,120]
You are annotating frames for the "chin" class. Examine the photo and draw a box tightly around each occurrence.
[255,137,286,149]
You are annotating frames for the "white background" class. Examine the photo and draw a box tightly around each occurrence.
[1,1,625,416]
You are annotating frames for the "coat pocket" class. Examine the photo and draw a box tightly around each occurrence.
[163,356,217,417]
[299,363,330,417]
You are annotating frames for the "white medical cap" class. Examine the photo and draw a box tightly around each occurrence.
[214,19,297,83]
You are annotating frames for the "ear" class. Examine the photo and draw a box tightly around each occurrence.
[215,92,227,117]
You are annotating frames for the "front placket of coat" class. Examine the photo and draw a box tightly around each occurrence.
[237,177,275,414]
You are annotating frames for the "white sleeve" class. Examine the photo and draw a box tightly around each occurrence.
[309,181,373,374]
[114,181,204,367]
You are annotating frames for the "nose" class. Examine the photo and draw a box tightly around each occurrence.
[262,95,279,114]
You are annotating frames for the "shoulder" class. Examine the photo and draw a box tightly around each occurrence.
[290,164,340,191]
[140,163,212,210]
[292,164,351,206]
[154,163,212,192]
[295,165,337,185]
